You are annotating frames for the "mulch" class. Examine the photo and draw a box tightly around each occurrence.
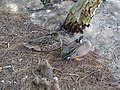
[0,10,120,90]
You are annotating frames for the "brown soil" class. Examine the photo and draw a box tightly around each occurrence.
[0,10,120,90]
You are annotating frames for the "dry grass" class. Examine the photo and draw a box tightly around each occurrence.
[0,10,120,90]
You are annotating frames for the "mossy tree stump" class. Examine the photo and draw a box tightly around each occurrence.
[63,0,102,34]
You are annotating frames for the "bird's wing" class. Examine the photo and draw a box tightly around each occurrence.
[60,42,79,59]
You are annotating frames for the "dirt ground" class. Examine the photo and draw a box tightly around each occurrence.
[0,9,120,90]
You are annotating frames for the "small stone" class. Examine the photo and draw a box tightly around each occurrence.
[0,36,5,41]
[1,80,4,83]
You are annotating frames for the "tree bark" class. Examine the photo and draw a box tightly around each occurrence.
[63,0,102,34]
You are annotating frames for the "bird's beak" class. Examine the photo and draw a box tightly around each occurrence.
[74,56,80,61]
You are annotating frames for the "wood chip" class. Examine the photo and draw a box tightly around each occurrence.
[0,67,2,72]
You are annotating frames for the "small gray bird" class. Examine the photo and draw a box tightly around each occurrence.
[60,36,91,61]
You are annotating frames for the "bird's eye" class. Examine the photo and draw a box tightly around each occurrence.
[78,36,84,42]
[75,39,79,43]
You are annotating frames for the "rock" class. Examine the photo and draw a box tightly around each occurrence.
[37,59,54,79]
[33,77,48,90]
[33,77,61,90]
[26,0,44,11]
[30,1,74,30]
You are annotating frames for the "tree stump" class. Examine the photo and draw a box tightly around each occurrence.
[63,0,102,34]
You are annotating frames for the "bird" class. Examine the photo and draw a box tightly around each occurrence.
[23,32,62,52]
[60,36,92,61]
